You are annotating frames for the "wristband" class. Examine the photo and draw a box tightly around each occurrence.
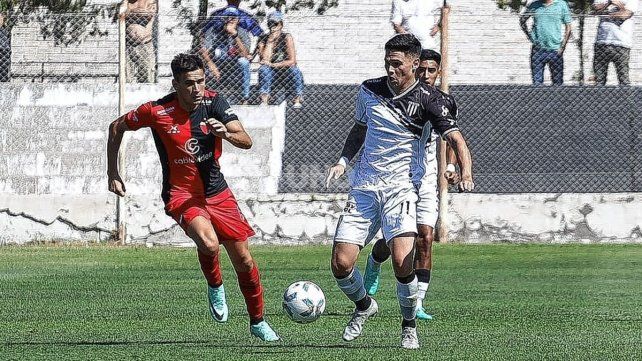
[446,164,456,173]
[337,157,348,168]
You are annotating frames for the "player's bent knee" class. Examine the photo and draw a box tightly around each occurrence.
[187,227,219,255]
[391,252,415,277]
[392,258,414,273]
[226,242,254,272]
[186,218,219,251]
[331,242,359,277]
[416,227,434,255]
[198,238,220,256]
[331,254,354,277]
[416,235,433,253]
[417,232,434,245]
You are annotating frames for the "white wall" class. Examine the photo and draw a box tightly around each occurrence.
[0,83,285,244]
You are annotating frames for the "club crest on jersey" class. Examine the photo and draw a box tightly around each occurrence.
[406,101,419,116]
[200,122,210,135]
[167,125,179,134]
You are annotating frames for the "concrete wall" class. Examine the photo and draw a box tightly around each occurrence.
[0,83,285,244]
[1,83,641,245]
[3,190,642,245]
[135,192,642,246]
[7,0,642,85]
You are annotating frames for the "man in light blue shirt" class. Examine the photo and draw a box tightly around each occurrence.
[520,0,573,85]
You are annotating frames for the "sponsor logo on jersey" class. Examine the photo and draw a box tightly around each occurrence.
[157,106,175,116]
[167,125,180,134]
[224,108,235,116]
[184,138,200,155]
[174,152,213,165]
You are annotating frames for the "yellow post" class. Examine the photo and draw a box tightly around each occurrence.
[116,0,127,244]
[436,3,451,243]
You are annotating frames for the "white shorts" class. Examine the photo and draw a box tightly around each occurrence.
[414,132,439,228]
[333,186,418,247]
[414,176,438,228]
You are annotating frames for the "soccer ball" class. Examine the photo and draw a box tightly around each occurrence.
[282,281,326,323]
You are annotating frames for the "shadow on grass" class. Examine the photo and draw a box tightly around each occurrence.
[3,340,393,350]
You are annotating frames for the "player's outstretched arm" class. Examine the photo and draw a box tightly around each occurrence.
[206,119,253,149]
[444,131,474,192]
[107,115,130,197]
[325,123,366,188]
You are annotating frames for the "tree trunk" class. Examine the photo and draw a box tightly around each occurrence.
[190,0,209,52]
[577,15,585,85]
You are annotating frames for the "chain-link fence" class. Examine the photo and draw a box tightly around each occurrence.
[1,4,641,195]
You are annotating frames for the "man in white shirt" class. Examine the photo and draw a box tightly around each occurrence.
[391,0,442,51]
[593,0,639,85]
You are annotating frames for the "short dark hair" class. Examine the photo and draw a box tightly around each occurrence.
[420,49,441,65]
[384,34,421,58]
[170,53,204,79]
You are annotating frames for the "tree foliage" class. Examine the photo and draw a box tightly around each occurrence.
[1,0,117,46]
[255,0,340,16]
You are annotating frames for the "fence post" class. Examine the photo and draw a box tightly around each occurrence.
[116,0,127,244]
[436,2,451,243]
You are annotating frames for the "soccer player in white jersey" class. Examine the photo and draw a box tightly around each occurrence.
[361,49,461,321]
[325,35,474,350]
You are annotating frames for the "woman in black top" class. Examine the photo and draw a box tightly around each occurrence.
[255,11,305,108]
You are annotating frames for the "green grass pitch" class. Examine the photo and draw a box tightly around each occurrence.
[1,244,641,360]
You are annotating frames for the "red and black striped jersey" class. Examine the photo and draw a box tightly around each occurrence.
[125,90,239,203]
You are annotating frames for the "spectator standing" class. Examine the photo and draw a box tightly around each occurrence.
[201,7,252,104]
[390,0,442,51]
[592,0,638,85]
[520,0,572,85]
[256,11,304,108]
[125,0,157,83]
[0,12,10,82]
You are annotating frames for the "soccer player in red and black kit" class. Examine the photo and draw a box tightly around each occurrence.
[106,53,279,341]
